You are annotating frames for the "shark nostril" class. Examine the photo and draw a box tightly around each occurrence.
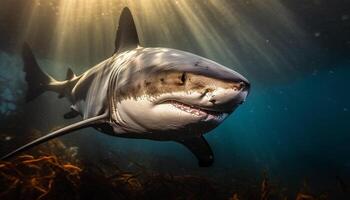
[239,82,245,89]
[233,81,247,91]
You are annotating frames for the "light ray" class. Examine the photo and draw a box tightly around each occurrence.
[19,0,308,82]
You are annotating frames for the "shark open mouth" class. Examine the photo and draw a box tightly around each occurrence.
[165,100,228,121]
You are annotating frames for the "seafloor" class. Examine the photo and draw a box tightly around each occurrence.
[0,138,343,200]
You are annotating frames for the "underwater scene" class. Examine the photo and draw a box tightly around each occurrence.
[0,0,349,199]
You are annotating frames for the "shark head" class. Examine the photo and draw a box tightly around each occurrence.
[98,7,250,139]
[110,47,250,138]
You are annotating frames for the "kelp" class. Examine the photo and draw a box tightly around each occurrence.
[0,154,219,200]
[0,154,334,200]
[0,138,344,200]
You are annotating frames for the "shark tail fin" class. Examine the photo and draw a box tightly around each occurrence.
[1,113,107,160]
[22,43,64,102]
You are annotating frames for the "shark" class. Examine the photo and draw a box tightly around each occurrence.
[1,7,250,167]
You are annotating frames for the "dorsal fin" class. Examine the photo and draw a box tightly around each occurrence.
[114,7,139,53]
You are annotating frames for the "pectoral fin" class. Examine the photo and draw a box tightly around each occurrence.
[176,136,214,167]
[1,113,108,160]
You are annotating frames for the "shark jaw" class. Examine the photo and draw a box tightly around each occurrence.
[161,100,229,123]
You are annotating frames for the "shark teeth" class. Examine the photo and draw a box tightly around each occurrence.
[170,101,205,117]
[167,100,224,120]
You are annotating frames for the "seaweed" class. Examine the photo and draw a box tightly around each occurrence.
[0,138,342,200]
[0,155,80,200]
[0,153,220,200]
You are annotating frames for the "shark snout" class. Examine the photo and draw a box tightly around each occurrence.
[203,79,250,112]
[172,70,251,113]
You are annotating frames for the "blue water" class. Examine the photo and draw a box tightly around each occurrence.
[210,66,350,183]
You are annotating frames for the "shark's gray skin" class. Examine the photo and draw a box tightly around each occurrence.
[2,7,250,167]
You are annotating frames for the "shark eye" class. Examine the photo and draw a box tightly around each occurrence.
[180,72,187,84]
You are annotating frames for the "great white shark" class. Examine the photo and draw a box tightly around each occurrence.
[2,7,250,166]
